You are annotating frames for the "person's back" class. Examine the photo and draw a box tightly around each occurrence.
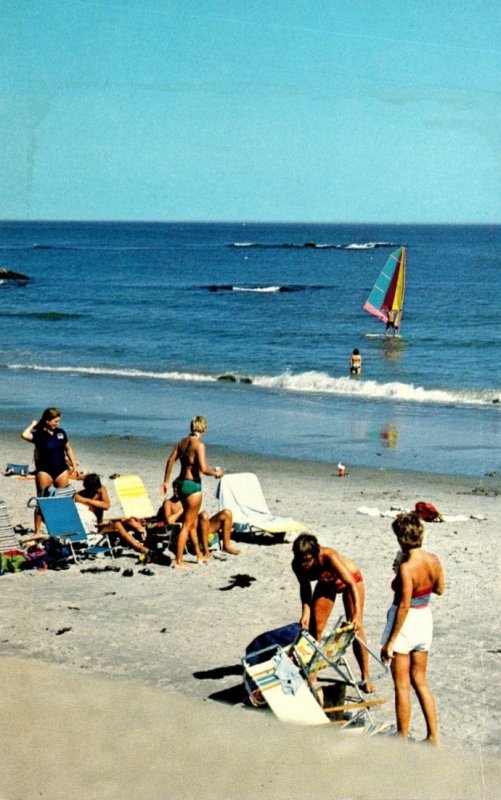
[350,349,362,375]
[382,512,445,744]
[177,434,203,481]
[395,549,444,601]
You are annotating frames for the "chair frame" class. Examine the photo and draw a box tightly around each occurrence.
[242,616,389,732]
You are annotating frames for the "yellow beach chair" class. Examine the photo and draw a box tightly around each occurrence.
[113,474,156,519]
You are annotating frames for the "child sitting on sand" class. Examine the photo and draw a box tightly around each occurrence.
[292,533,375,693]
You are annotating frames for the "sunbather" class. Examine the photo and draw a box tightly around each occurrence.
[381,512,445,744]
[161,491,240,558]
[21,407,78,534]
[292,533,375,693]
[74,473,150,557]
[160,415,223,568]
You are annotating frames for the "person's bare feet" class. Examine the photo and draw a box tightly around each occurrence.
[361,679,376,694]
[174,561,190,569]
[224,545,241,555]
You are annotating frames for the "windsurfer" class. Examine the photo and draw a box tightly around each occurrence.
[385,309,400,337]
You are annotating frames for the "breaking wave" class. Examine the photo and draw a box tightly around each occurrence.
[5,363,499,408]
[207,284,308,293]
[229,241,399,250]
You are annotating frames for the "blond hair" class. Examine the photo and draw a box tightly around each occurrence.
[190,415,207,434]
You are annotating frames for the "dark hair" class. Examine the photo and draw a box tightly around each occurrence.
[39,407,62,425]
[352,348,360,355]
[392,512,424,547]
[83,473,102,493]
[292,533,320,562]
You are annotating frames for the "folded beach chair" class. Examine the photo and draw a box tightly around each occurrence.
[0,499,21,553]
[243,624,330,726]
[242,617,389,733]
[35,495,116,564]
[216,473,305,540]
[291,618,389,732]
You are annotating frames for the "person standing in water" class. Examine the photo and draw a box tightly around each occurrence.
[160,415,223,568]
[350,348,362,375]
[381,512,445,744]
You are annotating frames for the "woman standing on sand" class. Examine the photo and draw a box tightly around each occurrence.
[160,415,223,568]
[381,512,445,744]
[292,533,375,693]
[21,407,78,534]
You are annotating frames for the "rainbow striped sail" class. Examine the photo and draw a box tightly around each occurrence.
[363,246,406,331]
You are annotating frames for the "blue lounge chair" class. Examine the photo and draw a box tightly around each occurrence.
[36,495,116,564]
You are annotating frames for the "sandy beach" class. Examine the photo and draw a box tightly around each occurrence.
[0,431,500,799]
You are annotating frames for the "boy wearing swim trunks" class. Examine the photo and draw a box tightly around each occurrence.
[381,512,445,744]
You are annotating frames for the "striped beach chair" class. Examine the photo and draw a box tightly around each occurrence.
[0,500,20,553]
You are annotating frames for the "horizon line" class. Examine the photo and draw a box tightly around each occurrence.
[1,218,499,227]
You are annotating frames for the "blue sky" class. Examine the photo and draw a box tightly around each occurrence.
[2,0,499,222]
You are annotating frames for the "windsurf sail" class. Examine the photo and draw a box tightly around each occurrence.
[363,246,406,330]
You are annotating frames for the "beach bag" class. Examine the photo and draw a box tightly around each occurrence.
[43,537,71,569]
[4,463,30,476]
[415,501,443,522]
[245,622,302,666]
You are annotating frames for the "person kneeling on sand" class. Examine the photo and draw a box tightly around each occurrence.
[160,492,240,558]
[74,473,152,558]
[292,533,375,693]
[380,511,445,745]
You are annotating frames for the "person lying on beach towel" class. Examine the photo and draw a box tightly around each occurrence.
[74,473,153,558]
[292,533,375,693]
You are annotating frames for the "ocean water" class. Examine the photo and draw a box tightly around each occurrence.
[0,221,499,477]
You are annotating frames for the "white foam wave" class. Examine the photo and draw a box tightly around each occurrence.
[7,363,217,383]
[252,371,499,407]
[6,364,498,407]
[345,242,379,249]
[232,285,281,293]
